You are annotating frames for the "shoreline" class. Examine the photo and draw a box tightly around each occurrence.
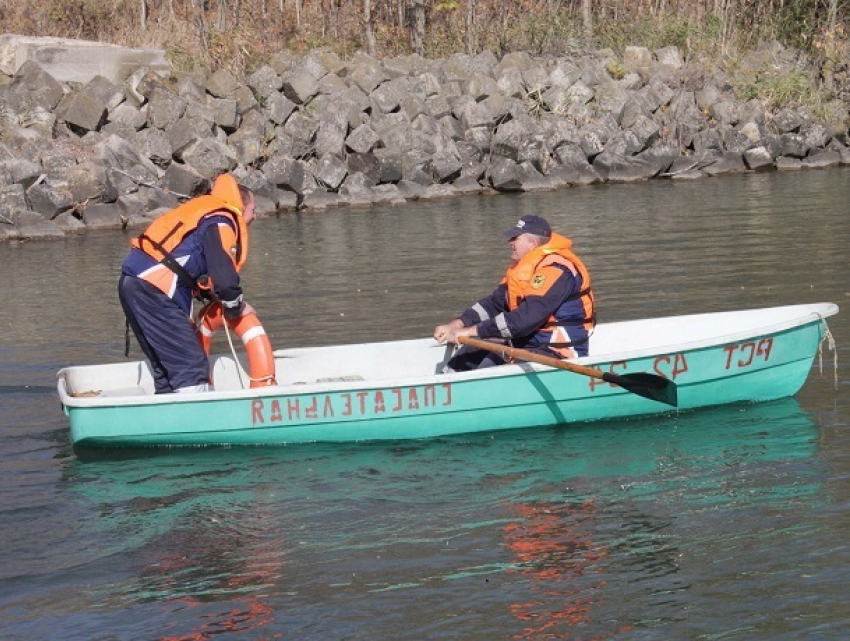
[1,40,848,242]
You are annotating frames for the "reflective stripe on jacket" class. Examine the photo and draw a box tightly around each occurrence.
[132,174,249,271]
[122,175,250,314]
[128,175,248,300]
[504,232,595,357]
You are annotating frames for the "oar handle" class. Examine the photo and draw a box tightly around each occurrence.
[457,336,606,379]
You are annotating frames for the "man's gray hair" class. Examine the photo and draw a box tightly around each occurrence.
[528,232,551,245]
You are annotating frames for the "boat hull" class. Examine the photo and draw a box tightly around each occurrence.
[59,303,837,448]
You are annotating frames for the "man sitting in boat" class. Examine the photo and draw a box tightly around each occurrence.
[118,174,258,394]
[434,215,595,371]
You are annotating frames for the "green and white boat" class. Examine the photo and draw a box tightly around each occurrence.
[58,302,838,449]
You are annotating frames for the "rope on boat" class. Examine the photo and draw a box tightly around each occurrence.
[221,320,246,389]
[248,373,276,385]
[816,315,838,390]
[197,305,246,390]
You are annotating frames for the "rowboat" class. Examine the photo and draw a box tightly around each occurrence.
[58,302,838,449]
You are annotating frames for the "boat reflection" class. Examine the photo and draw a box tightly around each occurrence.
[62,398,823,638]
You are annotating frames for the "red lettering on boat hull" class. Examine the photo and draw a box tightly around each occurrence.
[251,384,454,426]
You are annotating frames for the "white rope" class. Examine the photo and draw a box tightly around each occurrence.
[816,315,838,390]
[221,318,246,390]
[198,305,245,390]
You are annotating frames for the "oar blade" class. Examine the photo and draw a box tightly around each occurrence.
[604,372,678,407]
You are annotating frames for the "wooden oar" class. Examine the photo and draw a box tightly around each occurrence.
[458,336,678,407]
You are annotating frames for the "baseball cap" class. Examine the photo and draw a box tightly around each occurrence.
[503,215,552,239]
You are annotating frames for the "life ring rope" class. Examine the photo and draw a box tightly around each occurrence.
[196,302,278,389]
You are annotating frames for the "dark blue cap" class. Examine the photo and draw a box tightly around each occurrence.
[503,215,552,239]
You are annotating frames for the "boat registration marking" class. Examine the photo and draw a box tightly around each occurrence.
[589,336,776,391]
[250,383,453,425]
[721,338,773,369]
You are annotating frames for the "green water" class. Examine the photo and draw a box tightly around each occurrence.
[1,169,849,638]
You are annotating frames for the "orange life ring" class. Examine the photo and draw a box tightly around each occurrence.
[196,302,277,388]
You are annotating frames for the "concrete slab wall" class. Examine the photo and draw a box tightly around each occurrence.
[0,34,169,83]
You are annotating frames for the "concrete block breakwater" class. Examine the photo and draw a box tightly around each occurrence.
[1,39,848,242]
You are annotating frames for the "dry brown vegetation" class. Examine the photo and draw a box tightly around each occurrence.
[0,0,848,79]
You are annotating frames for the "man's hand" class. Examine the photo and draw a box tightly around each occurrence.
[446,324,478,344]
[434,319,464,344]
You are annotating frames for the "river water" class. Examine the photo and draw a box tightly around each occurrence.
[1,169,849,639]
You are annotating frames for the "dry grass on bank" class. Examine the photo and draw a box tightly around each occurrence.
[1,0,848,112]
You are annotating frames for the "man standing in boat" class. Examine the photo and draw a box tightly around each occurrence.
[434,215,595,371]
[118,173,259,394]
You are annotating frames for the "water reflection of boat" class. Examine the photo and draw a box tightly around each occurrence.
[64,398,822,637]
[68,398,822,552]
[58,303,837,448]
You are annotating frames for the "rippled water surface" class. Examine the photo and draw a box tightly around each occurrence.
[1,169,849,639]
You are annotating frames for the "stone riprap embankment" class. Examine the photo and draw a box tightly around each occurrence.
[1,40,848,241]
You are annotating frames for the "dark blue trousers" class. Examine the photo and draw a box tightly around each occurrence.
[445,342,566,372]
[118,274,209,393]
[445,344,509,372]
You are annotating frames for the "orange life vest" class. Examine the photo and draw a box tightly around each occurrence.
[132,174,250,271]
[504,232,595,355]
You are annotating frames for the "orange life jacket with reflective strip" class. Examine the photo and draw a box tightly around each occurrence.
[131,174,250,272]
[505,232,595,345]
